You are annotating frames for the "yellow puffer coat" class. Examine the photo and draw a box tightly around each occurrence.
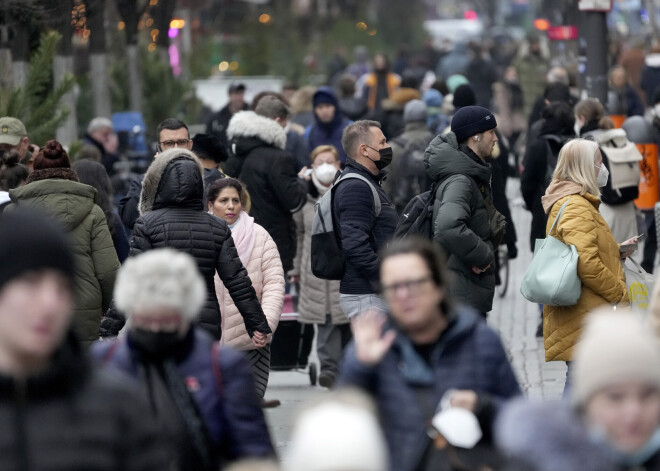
[543,193,628,362]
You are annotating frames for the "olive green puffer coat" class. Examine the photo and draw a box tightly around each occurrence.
[9,175,119,343]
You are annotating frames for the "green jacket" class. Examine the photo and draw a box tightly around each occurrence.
[424,132,495,313]
[10,178,119,343]
[514,53,550,118]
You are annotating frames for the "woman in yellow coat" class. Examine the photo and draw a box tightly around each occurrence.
[541,139,629,382]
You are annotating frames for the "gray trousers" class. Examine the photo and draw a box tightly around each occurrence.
[317,314,352,379]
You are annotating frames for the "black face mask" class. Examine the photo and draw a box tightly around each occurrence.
[366,145,393,170]
[129,329,184,356]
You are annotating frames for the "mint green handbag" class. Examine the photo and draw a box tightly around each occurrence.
[521,199,581,306]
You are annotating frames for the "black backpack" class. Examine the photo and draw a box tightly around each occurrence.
[391,135,434,210]
[394,180,442,240]
[542,135,568,187]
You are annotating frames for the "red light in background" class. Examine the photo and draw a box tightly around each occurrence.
[464,10,478,20]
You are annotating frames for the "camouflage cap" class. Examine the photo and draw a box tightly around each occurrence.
[0,117,27,146]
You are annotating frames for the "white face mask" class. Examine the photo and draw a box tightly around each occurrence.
[596,163,609,187]
[314,163,337,185]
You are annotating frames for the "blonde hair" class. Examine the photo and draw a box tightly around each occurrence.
[310,145,339,164]
[552,138,600,196]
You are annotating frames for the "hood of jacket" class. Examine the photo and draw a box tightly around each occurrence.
[9,178,97,231]
[495,399,619,471]
[312,86,346,132]
[424,131,491,184]
[139,149,205,215]
[226,110,287,152]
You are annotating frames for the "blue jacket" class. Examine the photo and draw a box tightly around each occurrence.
[333,159,398,294]
[306,86,352,164]
[340,307,521,471]
[92,328,274,465]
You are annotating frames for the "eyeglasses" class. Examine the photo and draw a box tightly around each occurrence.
[159,139,190,149]
[381,275,433,298]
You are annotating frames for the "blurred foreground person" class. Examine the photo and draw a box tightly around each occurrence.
[94,249,275,471]
[284,389,388,471]
[497,309,660,471]
[340,237,521,471]
[0,210,167,470]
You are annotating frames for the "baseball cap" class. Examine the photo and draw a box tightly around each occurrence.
[228,83,246,94]
[0,117,27,146]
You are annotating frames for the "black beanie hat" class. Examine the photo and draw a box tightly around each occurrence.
[192,133,227,163]
[0,209,75,292]
[452,84,477,110]
[451,106,497,142]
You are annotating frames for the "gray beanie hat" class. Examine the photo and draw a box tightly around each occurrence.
[571,308,660,407]
[403,99,428,124]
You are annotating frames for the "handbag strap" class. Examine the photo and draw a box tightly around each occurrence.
[548,199,571,236]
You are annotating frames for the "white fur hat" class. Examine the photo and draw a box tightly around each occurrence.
[114,248,206,322]
[285,392,388,471]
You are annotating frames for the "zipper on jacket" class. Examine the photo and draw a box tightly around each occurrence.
[14,379,30,471]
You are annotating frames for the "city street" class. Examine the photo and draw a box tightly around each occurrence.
[264,177,566,458]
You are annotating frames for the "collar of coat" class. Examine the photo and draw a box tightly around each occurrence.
[226,111,287,150]
[26,167,79,184]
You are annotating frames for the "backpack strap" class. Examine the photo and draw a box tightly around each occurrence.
[335,173,382,216]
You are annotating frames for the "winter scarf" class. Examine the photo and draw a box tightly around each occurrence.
[542,180,590,214]
[25,168,79,184]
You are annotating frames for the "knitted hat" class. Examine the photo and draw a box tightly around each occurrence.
[0,209,75,293]
[192,133,227,163]
[446,74,469,93]
[571,308,660,407]
[452,84,477,109]
[423,89,443,108]
[33,140,71,170]
[403,99,428,123]
[114,248,206,322]
[313,87,338,108]
[451,106,497,142]
[285,394,388,471]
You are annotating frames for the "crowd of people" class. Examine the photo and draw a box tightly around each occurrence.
[5,32,660,470]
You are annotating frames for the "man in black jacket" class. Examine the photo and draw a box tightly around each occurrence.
[0,209,167,471]
[224,96,308,273]
[334,120,398,320]
[206,82,248,152]
[118,118,193,232]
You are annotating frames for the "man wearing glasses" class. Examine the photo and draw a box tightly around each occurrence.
[119,118,192,232]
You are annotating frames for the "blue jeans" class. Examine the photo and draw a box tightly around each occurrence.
[339,293,388,319]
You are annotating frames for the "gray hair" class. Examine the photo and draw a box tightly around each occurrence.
[546,67,569,86]
[255,96,290,120]
[114,248,206,322]
[341,120,381,159]
[87,117,113,133]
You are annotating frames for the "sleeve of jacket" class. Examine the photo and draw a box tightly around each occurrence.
[556,201,628,303]
[520,140,546,210]
[260,231,285,335]
[290,207,305,277]
[433,177,494,268]
[215,222,271,336]
[338,342,379,392]
[334,180,380,281]
[90,205,121,313]
[118,176,143,230]
[129,216,153,256]
[220,348,275,459]
[269,155,307,214]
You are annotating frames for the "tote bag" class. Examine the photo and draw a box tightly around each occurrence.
[521,199,581,306]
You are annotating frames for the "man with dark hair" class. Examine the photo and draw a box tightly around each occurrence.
[118,118,192,231]
[191,133,226,189]
[425,106,505,316]
[334,120,398,320]
[206,83,248,152]
[223,96,308,272]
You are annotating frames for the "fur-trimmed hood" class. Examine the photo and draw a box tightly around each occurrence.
[139,148,204,215]
[226,111,287,151]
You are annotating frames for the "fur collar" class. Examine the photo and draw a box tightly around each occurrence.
[139,148,204,215]
[226,111,287,150]
[26,168,79,184]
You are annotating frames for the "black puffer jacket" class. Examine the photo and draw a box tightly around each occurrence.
[102,149,269,340]
[425,133,495,313]
[0,332,168,471]
[224,111,307,272]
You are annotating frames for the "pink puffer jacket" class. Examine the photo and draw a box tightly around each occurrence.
[215,224,284,350]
